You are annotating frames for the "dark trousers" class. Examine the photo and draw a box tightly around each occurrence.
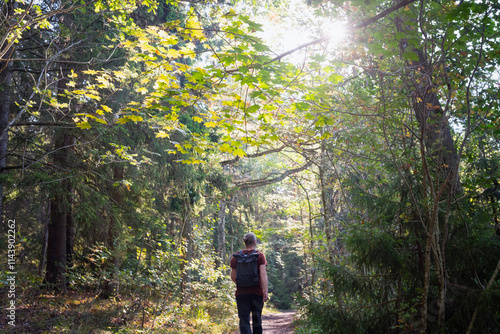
[236,294,264,334]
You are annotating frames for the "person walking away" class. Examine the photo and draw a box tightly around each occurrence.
[230,232,269,334]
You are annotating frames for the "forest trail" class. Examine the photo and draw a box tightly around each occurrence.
[261,311,296,334]
[230,310,296,334]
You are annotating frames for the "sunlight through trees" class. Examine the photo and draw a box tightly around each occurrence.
[0,0,499,332]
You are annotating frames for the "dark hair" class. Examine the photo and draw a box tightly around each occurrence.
[243,232,257,246]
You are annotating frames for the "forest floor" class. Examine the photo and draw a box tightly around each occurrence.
[0,290,298,333]
[1,290,240,333]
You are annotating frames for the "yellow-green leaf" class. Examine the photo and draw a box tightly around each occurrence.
[167,49,181,58]
[136,87,149,94]
[156,132,170,138]
[233,148,246,157]
[128,115,143,122]
[94,118,107,124]
[116,117,129,124]
[77,122,91,129]
[101,105,112,113]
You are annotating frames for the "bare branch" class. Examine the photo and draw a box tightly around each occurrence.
[220,145,286,166]
[466,258,500,334]
[0,0,99,60]
[11,122,71,127]
[269,0,418,63]
[234,160,313,190]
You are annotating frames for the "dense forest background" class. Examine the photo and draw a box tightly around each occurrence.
[0,0,499,333]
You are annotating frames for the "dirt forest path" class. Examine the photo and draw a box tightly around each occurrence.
[261,311,296,334]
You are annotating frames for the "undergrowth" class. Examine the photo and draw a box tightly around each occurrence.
[0,289,238,333]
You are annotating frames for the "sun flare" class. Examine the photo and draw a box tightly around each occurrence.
[258,17,347,61]
[255,0,348,63]
[323,21,347,44]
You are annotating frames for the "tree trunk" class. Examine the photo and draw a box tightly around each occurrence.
[45,185,68,293]
[395,3,462,331]
[38,200,50,277]
[0,1,15,218]
[168,214,178,249]
[179,198,192,305]
[293,176,315,295]
[320,140,335,264]
[217,200,227,263]
[66,186,75,269]
[43,129,74,293]
[410,49,461,195]
[102,164,123,298]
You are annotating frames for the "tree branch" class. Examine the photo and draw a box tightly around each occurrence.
[269,0,418,63]
[466,258,500,334]
[234,160,313,190]
[220,145,286,166]
[11,122,71,127]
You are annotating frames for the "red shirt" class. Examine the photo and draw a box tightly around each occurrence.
[230,249,267,296]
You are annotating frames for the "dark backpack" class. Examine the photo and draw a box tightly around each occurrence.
[234,250,260,287]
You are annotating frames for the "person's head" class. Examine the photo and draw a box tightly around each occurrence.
[243,232,257,247]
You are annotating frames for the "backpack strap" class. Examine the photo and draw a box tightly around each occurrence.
[233,250,244,261]
[234,249,259,259]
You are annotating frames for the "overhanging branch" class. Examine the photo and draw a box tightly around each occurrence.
[11,122,72,127]
[221,0,418,74]
[234,160,313,190]
[270,0,417,63]
[220,145,286,166]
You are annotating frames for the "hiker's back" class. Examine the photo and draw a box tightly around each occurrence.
[233,249,260,287]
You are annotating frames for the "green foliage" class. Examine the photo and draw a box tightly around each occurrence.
[2,0,500,332]
[265,231,303,309]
